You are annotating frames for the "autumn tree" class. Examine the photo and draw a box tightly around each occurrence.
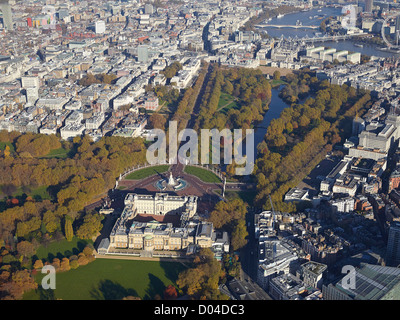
[208,198,247,230]
[64,216,74,242]
[0,269,38,300]
[33,259,44,269]
[273,70,281,81]
[176,248,226,299]
[76,214,103,240]
[163,284,178,300]
[148,113,167,130]
[16,241,36,258]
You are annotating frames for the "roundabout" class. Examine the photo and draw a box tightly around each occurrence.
[155,171,188,191]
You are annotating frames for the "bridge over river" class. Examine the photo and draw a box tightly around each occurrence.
[255,24,319,29]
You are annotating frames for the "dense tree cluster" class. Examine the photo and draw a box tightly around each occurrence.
[14,133,61,158]
[147,84,180,111]
[78,73,117,86]
[148,113,168,131]
[176,248,228,300]
[78,72,117,87]
[209,198,248,252]
[0,269,37,300]
[170,62,208,133]
[194,66,272,132]
[254,70,372,212]
[0,133,147,299]
[161,61,183,80]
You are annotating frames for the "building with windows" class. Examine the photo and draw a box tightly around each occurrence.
[137,45,149,63]
[144,93,159,111]
[124,193,198,218]
[100,193,229,258]
[95,20,105,34]
[322,263,400,300]
[386,221,400,267]
[297,261,327,289]
[0,0,13,30]
[257,237,300,291]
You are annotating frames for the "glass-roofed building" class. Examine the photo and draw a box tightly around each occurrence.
[322,263,400,300]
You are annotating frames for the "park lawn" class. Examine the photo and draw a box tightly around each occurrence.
[0,141,15,154]
[23,258,186,300]
[0,185,52,201]
[217,92,241,114]
[125,165,170,180]
[184,166,221,183]
[34,237,93,262]
[218,92,234,108]
[20,185,52,200]
[219,100,240,115]
[41,147,70,159]
[269,79,287,87]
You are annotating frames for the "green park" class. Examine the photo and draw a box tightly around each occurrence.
[24,258,186,300]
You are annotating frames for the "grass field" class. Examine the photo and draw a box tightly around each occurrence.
[184,166,221,183]
[0,185,52,201]
[124,165,170,180]
[270,79,287,87]
[217,92,240,114]
[0,141,15,154]
[23,258,186,300]
[42,147,70,159]
[35,237,93,262]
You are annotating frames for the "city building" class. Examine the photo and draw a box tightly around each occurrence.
[124,193,198,218]
[95,20,106,34]
[323,263,400,300]
[257,237,299,290]
[365,0,373,13]
[137,45,149,63]
[0,0,13,30]
[386,221,400,267]
[268,273,323,300]
[297,261,327,289]
[100,192,228,258]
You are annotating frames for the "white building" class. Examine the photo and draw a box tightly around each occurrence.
[124,193,198,218]
[95,20,106,34]
[85,112,105,130]
[257,238,299,290]
[60,123,85,140]
[65,110,83,125]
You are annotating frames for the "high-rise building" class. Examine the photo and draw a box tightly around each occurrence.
[144,3,154,15]
[365,0,373,13]
[386,221,400,266]
[0,0,13,30]
[137,45,149,63]
[396,16,400,33]
[95,20,106,34]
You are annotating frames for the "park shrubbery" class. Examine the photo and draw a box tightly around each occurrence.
[0,133,147,299]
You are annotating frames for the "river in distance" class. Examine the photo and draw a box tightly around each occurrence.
[260,6,399,58]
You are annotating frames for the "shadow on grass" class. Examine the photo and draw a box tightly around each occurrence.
[90,279,139,300]
[143,273,165,300]
[159,260,186,286]
[38,287,56,300]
